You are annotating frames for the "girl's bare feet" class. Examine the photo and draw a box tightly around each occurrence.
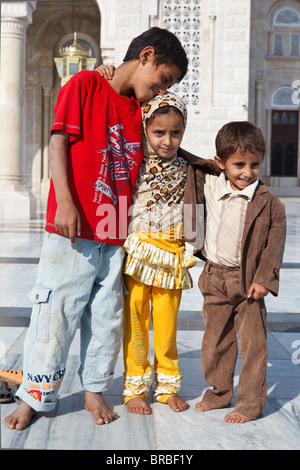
[224,410,250,423]
[167,395,189,412]
[195,400,213,412]
[126,397,151,414]
[84,391,118,424]
[4,401,36,430]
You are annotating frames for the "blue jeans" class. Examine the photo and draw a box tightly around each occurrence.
[16,232,124,412]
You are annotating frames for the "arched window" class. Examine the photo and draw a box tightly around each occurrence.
[272,7,300,56]
[272,86,298,107]
[274,8,300,25]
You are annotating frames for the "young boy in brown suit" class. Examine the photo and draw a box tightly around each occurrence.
[187,121,286,423]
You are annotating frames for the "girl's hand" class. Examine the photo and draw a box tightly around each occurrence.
[95,64,115,80]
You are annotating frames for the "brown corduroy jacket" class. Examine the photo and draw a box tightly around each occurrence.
[178,147,287,298]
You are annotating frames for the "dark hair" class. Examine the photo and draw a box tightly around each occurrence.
[123,27,188,82]
[215,121,267,161]
[146,105,184,127]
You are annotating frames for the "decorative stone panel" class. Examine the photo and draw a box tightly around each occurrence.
[161,0,201,106]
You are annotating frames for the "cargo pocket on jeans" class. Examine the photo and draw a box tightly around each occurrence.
[28,283,53,342]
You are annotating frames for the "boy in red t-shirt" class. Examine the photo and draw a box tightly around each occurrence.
[5,27,188,431]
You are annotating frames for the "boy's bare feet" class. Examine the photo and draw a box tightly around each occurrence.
[195,400,213,412]
[224,410,250,423]
[4,401,36,430]
[167,394,189,412]
[126,397,151,415]
[84,391,118,424]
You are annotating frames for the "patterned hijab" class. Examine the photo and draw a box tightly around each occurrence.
[141,92,187,158]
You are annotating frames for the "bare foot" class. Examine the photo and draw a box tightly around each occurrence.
[84,391,118,425]
[126,397,151,415]
[195,400,213,412]
[224,410,250,423]
[167,395,189,412]
[4,401,36,430]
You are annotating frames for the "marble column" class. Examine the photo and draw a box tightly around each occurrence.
[0,2,36,219]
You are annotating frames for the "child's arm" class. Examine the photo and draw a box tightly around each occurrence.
[49,131,81,244]
[251,199,286,297]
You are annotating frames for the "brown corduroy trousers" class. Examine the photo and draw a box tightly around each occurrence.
[199,261,268,420]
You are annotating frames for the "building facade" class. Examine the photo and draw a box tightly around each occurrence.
[1,0,300,219]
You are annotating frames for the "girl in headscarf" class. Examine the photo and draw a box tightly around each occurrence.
[122,92,197,414]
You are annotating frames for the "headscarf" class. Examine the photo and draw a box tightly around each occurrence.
[141,92,187,158]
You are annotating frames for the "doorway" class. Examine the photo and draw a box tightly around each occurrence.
[271,110,298,176]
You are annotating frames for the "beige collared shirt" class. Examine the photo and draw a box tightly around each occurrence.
[201,172,259,267]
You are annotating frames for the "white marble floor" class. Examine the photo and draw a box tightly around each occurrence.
[0,198,300,451]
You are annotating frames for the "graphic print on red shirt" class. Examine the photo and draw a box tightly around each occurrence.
[45,71,142,244]
[94,123,141,206]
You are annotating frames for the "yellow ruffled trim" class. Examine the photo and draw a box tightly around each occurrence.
[123,233,196,290]
[153,372,183,402]
[123,371,152,399]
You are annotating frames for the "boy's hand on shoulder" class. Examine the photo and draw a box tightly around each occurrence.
[55,200,81,244]
[95,64,115,80]
[247,282,269,300]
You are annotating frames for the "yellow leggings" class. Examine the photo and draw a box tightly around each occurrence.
[123,274,182,404]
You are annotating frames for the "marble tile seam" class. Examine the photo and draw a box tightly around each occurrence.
[0,258,40,264]
[0,330,26,361]
[268,330,300,359]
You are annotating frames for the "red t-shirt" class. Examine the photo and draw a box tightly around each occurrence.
[46,71,142,244]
